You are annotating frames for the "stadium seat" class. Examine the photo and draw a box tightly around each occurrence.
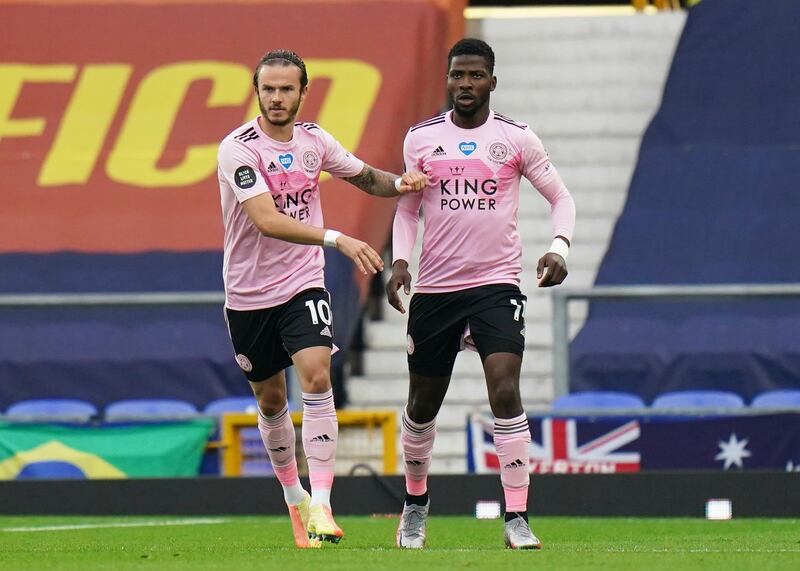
[651,390,745,410]
[552,391,646,410]
[202,397,258,416]
[104,399,198,421]
[4,399,98,423]
[750,390,800,409]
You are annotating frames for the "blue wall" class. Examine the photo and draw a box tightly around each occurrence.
[0,251,360,410]
[571,0,800,402]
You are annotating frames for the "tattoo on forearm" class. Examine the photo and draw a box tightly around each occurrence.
[343,166,398,197]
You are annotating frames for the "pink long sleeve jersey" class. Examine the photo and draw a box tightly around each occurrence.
[392,110,575,293]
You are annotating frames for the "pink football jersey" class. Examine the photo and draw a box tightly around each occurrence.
[393,110,575,293]
[218,118,364,309]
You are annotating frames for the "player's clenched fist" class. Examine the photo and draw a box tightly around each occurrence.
[397,171,428,194]
[536,252,568,288]
[385,260,413,314]
[334,234,385,275]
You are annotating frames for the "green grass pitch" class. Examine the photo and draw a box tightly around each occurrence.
[1,515,798,570]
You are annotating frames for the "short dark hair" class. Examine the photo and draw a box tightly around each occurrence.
[447,38,495,74]
[253,49,308,89]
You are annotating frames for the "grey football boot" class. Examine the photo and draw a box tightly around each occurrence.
[396,500,429,548]
[503,515,542,550]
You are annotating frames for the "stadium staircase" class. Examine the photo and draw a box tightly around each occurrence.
[350,11,687,473]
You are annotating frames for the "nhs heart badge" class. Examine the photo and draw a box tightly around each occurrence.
[459,141,477,156]
[278,153,294,169]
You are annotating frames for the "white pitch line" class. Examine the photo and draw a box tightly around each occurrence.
[362,547,800,554]
[2,518,228,532]
[577,547,800,554]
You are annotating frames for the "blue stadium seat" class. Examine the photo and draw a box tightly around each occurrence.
[4,399,98,423]
[750,390,800,409]
[203,397,258,416]
[552,391,646,411]
[104,399,198,421]
[651,390,745,410]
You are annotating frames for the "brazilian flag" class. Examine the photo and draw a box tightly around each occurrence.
[0,419,213,479]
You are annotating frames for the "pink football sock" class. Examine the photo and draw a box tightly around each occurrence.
[302,389,338,502]
[494,413,531,513]
[257,404,300,488]
[401,407,436,496]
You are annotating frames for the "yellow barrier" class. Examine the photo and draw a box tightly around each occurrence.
[218,410,397,477]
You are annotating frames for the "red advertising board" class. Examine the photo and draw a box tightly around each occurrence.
[0,0,464,255]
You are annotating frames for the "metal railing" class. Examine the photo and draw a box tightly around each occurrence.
[551,284,800,397]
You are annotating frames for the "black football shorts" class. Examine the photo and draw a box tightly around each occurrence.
[406,284,527,377]
[225,288,334,382]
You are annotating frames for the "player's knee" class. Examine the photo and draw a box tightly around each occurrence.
[407,396,438,424]
[302,367,331,394]
[257,393,287,416]
[489,381,522,416]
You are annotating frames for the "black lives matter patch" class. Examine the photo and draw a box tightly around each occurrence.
[234,166,256,189]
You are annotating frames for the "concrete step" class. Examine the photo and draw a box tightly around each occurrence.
[528,237,609,260]
[526,222,616,241]
[520,241,612,268]
[541,163,634,189]
[491,36,680,66]
[543,136,641,165]
[521,187,628,216]
[526,110,655,138]
[518,218,616,245]
[519,198,625,226]
[481,13,687,41]
[500,60,670,89]
[523,249,609,276]
[495,87,664,114]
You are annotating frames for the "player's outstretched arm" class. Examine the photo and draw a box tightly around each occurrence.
[241,193,384,275]
[386,259,413,314]
[536,235,570,288]
[342,165,427,197]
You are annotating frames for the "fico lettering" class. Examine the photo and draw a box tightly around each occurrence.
[0,59,381,189]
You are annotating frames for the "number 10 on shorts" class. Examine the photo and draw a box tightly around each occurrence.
[510,299,527,321]
[305,299,332,325]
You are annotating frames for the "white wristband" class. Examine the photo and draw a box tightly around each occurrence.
[394,177,402,191]
[323,229,341,248]
[547,238,569,260]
